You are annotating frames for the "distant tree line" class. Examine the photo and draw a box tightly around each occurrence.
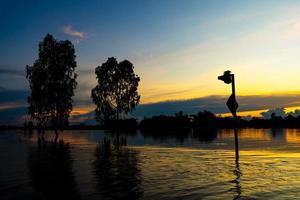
[5,109,300,131]
[139,110,300,129]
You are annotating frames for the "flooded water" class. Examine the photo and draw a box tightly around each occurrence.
[1,128,300,199]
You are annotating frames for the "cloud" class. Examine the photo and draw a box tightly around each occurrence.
[0,68,24,76]
[70,111,96,125]
[260,107,300,119]
[61,25,85,39]
[0,107,27,125]
[0,90,28,103]
[0,102,26,111]
[133,94,300,118]
[0,67,27,91]
[0,90,28,125]
[143,88,197,101]
[260,108,286,119]
[3,89,300,124]
[69,94,300,123]
[287,109,300,117]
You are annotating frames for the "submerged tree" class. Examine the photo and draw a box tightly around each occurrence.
[26,34,77,137]
[91,57,140,122]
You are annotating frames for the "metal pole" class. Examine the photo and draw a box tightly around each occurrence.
[231,74,236,118]
[231,74,239,162]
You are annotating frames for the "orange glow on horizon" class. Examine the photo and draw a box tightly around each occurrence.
[71,106,94,116]
[70,105,95,122]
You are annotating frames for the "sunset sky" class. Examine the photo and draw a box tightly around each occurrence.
[2,0,300,124]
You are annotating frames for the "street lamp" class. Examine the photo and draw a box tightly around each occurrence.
[218,70,238,118]
[218,70,233,84]
[218,70,239,162]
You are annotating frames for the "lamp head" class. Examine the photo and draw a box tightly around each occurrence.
[218,70,233,84]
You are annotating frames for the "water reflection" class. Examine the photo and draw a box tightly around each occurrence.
[285,129,300,143]
[27,139,80,199]
[226,129,242,200]
[141,128,190,144]
[192,128,218,143]
[108,129,138,137]
[230,159,242,200]
[93,137,143,200]
[3,128,300,199]
[270,128,285,139]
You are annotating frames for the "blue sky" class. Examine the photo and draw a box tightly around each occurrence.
[2,1,219,65]
[2,0,300,124]
[1,0,292,69]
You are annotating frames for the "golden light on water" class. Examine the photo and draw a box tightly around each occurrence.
[285,129,300,143]
[218,129,272,141]
[11,128,300,199]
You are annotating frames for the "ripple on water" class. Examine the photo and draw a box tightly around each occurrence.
[1,129,300,199]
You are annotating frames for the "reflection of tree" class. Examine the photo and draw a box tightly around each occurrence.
[109,128,138,137]
[141,128,190,144]
[270,128,286,139]
[28,140,80,199]
[192,128,217,143]
[93,137,143,200]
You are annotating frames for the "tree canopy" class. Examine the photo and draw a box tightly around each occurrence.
[26,34,77,129]
[91,57,140,122]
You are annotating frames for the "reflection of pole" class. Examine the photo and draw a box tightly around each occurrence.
[231,74,239,162]
[219,71,241,198]
[232,157,242,200]
[234,128,239,162]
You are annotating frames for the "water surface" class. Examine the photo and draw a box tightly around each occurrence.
[1,128,300,199]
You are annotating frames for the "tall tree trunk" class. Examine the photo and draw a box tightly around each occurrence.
[116,108,120,146]
[54,119,59,143]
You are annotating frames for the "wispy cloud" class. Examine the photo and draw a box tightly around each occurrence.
[0,68,24,76]
[133,94,300,118]
[0,102,26,111]
[62,25,85,39]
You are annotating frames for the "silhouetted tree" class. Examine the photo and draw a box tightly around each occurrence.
[26,34,77,138]
[139,113,191,130]
[91,57,140,122]
[192,110,216,127]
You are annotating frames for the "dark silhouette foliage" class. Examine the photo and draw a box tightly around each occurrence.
[26,34,77,131]
[139,112,192,129]
[192,110,217,127]
[91,57,140,122]
[139,110,300,129]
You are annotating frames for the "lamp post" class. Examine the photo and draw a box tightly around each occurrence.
[218,70,239,162]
